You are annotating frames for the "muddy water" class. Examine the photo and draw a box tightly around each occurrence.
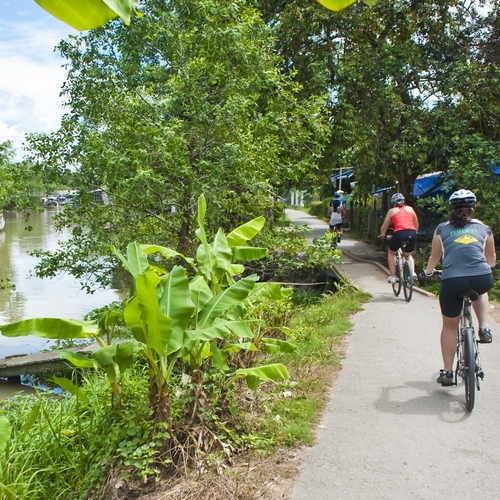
[0,210,127,396]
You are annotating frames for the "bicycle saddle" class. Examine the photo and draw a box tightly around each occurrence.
[457,289,479,301]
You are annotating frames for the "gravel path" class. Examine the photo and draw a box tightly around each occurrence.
[286,209,500,500]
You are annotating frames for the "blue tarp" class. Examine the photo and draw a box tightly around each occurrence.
[413,172,452,199]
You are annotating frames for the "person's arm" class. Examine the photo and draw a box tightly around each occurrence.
[379,210,393,236]
[425,231,442,275]
[484,233,497,268]
[411,207,419,232]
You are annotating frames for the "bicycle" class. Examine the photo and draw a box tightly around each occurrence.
[430,270,484,411]
[328,223,342,250]
[382,236,413,302]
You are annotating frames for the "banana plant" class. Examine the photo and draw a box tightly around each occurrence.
[0,194,294,430]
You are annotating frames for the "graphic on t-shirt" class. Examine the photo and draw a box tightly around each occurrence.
[454,235,478,245]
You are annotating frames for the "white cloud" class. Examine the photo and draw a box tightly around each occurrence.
[0,18,74,160]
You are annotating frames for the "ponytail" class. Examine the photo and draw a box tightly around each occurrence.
[449,207,473,228]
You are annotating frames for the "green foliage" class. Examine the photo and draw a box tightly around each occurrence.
[308,200,330,220]
[0,195,292,433]
[235,287,369,451]
[0,368,151,500]
[27,0,329,291]
[251,225,342,283]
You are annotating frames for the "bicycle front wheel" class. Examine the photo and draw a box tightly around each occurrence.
[392,256,402,297]
[463,327,476,411]
[403,261,413,302]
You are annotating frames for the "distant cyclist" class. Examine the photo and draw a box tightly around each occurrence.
[424,189,496,386]
[379,193,419,284]
[329,205,343,241]
[328,191,345,217]
[328,191,346,241]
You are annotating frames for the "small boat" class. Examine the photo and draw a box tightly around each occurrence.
[0,213,4,231]
[43,197,59,208]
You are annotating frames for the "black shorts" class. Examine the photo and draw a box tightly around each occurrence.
[389,230,417,253]
[439,273,494,318]
[329,223,342,231]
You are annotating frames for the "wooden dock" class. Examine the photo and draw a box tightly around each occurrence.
[0,343,99,380]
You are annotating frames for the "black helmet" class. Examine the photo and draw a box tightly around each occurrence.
[391,193,405,206]
[449,189,476,209]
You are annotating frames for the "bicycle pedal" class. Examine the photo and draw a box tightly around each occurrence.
[478,371,484,380]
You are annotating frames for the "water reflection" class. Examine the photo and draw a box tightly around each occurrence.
[0,210,127,358]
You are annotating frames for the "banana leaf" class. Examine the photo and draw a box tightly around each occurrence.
[111,242,149,279]
[140,244,194,266]
[124,272,172,355]
[315,0,357,10]
[261,338,297,354]
[232,246,268,262]
[159,266,195,353]
[197,275,258,329]
[234,363,290,390]
[35,0,136,31]
[0,318,96,339]
[189,275,214,312]
[61,351,96,369]
[226,217,265,247]
[52,376,89,403]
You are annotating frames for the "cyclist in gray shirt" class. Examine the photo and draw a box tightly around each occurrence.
[425,189,496,386]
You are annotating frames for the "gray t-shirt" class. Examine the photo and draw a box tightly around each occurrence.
[436,219,492,280]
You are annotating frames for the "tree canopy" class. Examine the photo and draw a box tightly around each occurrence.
[27,0,329,288]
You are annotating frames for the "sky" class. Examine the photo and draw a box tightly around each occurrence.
[0,0,77,161]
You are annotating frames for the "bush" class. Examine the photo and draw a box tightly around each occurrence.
[308,200,329,219]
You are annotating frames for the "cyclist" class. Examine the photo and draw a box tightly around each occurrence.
[424,189,496,386]
[329,205,343,242]
[379,193,419,284]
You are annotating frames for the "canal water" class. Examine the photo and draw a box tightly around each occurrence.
[0,210,127,361]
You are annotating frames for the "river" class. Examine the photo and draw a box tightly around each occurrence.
[0,209,127,360]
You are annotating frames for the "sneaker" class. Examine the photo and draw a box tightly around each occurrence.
[437,370,454,386]
[478,328,493,344]
[387,276,397,284]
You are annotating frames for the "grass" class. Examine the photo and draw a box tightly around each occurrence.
[237,285,369,453]
[0,284,369,500]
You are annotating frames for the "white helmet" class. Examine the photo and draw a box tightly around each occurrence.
[449,189,476,209]
[391,193,405,206]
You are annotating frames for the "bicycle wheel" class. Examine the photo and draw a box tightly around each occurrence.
[403,260,413,302]
[463,327,476,411]
[392,255,402,297]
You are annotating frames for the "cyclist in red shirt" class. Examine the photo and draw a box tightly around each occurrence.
[379,193,419,284]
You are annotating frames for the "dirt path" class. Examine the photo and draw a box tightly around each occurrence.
[286,209,500,500]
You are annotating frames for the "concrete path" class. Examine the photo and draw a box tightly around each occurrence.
[286,209,500,500]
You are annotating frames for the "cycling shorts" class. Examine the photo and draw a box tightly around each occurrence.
[439,273,493,318]
[329,223,342,232]
[389,229,417,253]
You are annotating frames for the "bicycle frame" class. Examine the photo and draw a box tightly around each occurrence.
[392,241,413,302]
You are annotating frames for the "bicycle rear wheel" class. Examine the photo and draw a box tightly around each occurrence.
[463,327,476,411]
[403,260,413,302]
[392,256,402,297]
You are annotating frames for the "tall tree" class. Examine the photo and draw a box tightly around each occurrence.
[259,0,492,200]
[27,0,329,289]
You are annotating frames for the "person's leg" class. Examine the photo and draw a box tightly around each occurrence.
[472,293,489,330]
[387,249,396,276]
[404,252,416,275]
[441,315,460,371]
